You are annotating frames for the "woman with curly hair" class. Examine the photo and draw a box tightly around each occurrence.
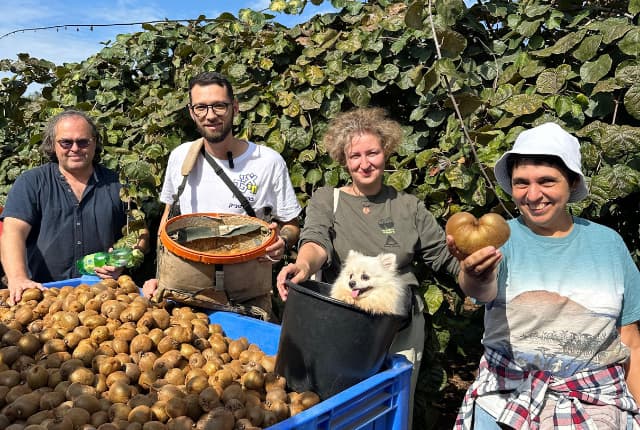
[276,107,460,425]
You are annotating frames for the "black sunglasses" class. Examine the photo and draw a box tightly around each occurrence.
[57,138,93,150]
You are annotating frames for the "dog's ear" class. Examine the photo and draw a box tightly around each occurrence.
[347,249,362,260]
[378,253,397,270]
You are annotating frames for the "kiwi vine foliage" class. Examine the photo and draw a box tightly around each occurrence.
[1,0,640,426]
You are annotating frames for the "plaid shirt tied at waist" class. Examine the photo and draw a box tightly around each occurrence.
[455,348,640,430]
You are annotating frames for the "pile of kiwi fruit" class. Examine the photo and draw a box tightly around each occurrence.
[0,276,320,430]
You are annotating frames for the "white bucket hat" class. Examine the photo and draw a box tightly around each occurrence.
[493,122,589,203]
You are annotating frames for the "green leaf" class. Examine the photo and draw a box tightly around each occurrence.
[386,170,412,191]
[336,34,362,53]
[600,124,640,158]
[585,93,615,117]
[444,164,474,190]
[438,28,467,59]
[536,68,567,94]
[276,91,295,108]
[590,165,640,205]
[433,0,465,27]
[306,168,323,185]
[297,89,324,111]
[554,96,573,117]
[624,85,640,120]
[615,64,640,86]
[630,0,640,15]
[573,34,602,62]
[405,1,424,30]
[95,92,117,106]
[424,285,444,315]
[444,92,482,117]
[470,176,487,206]
[347,84,371,107]
[323,168,340,187]
[518,57,545,79]
[298,149,317,162]
[533,29,586,57]
[592,18,631,44]
[490,84,515,106]
[266,130,285,153]
[592,78,622,95]
[288,163,305,188]
[425,110,447,128]
[374,63,399,82]
[500,94,544,116]
[283,127,309,151]
[304,65,325,86]
[517,18,542,37]
[580,54,612,84]
[269,0,289,12]
[227,64,247,80]
[259,57,274,70]
[619,28,640,57]
[100,78,120,90]
[416,149,436,169]
[410,107,427,122]
[524,4,550,17]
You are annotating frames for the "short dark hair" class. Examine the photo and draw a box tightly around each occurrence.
[41,110,101,164]
[188,72,234,102]
[506,154,579,187]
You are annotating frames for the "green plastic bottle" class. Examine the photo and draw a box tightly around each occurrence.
[76,248,133,275]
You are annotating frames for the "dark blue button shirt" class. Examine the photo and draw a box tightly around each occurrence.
[1,163,127,282]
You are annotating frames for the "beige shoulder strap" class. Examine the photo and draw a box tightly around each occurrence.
[310,188,340,282]
[181,138,205,176]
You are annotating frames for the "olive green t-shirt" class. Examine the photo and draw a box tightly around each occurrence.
[300,186,459,287]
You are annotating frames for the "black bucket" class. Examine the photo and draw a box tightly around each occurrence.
[275,279,407,400]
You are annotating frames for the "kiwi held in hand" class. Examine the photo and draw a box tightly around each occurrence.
[446,211,510,255]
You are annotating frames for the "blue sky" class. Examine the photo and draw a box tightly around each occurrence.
[0,0,336,65]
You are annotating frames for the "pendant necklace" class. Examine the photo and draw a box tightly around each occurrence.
[352,185,371,215]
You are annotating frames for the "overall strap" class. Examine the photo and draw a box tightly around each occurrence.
[311,188,340,282]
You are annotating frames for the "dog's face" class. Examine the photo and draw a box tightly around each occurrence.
[340,250,398,299]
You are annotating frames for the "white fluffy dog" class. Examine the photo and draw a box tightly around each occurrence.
[330,250,409,316]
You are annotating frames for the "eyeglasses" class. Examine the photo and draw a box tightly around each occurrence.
[57,138,93,150]
[189,102,233,118]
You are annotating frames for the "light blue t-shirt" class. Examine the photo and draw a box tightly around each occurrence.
[483,216,640,377]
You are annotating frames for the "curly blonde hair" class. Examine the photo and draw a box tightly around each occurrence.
[322,107,403,166]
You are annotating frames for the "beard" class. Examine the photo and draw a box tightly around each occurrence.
[195,115,233,144]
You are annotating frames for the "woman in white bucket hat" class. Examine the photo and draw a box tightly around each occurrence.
[450,122,640,429]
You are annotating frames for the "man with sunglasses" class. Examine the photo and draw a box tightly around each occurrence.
[142,71,301,321]
[0,110,148,304]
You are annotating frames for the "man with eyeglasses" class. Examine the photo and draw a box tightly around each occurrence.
[0,110,149,304]
[142,71,301,321]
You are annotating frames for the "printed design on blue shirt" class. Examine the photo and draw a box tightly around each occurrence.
[489,290,622,376]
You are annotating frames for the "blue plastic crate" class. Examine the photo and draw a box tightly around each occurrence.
[39,279,411,429]
[42,275,101,288]
[209,311,412,430]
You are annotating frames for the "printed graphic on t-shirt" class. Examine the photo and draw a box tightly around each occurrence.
[384,236,400,248]
[235,173,259,195]
[378,217,395,234]
[487,290,625,377]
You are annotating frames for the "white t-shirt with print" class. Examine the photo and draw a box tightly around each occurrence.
[160,139,301,222]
